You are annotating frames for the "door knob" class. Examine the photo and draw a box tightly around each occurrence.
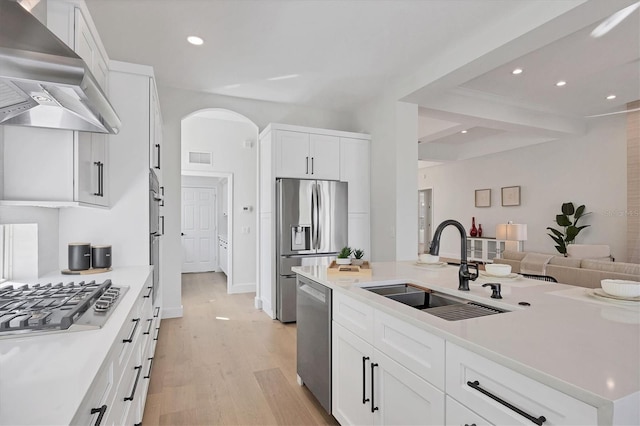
[181,233,185,236]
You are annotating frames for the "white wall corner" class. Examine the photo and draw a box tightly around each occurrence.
[161,305,184,319]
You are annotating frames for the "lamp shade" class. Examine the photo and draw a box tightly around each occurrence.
[496,223,528,241]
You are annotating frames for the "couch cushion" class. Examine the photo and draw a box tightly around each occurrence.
[548,256,582,268]
[566,244,611,259]
[581,259,640,276]
[500,251,527,261]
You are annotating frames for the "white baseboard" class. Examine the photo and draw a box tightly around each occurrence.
[162,305,183,319]
[254,297,262,310]
[228,282,256,294]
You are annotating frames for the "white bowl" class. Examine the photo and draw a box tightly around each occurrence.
[419,254,440,264]
[601,279,640,298]
[485,264,512,277]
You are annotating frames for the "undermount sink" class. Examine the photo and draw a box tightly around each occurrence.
[362,283,507,321]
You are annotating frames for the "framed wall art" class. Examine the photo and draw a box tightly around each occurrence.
[475,189,491,207]
[501,186,521,206]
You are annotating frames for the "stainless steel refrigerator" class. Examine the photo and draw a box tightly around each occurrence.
[276,178,348,322]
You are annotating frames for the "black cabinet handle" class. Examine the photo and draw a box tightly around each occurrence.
[311,157,314,174]
[144,357,154,379]
[90,404,107,426]
[143,286,153,299]
[305,156,309,174]
[153,327,160,341]
[467,380,546,425]
[154,306,160,318]
[464,424,477,426]
[160,216,165,236]
[362,356,370,404]
[143,318,153,335]
[160,186,164,206]
[370,363,379,413]
[155,143,161,169]
[124,365,142,401]
[99,162,104,197]
[123,318,140,343]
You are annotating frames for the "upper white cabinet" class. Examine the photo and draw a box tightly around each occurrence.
[340,137,370,213]
[76,132,109,206]
[275,130,340,180]
[73,7,108,90]
[149,80,162,171]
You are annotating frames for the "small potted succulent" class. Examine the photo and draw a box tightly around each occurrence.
[336,246,352,265]
[352,248,365,266]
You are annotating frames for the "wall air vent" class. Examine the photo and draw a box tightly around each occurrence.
[188,151,212,165]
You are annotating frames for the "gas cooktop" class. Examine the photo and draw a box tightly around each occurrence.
[0,279,127,339]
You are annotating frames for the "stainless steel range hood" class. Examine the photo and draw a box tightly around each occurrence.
[0,0,120,134]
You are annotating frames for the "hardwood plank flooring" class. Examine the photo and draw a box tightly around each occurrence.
[143,272,338,426]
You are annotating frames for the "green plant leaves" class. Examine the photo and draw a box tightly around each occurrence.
[548,202,590,254]
[562,202,575,216]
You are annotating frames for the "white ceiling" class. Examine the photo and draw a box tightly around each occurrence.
[84,0,640,162]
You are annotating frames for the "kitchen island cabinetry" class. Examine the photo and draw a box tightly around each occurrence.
[333,291,445,425]
[293,263,638,425]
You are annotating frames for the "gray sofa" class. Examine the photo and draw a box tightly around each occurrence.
[493,251,640,289]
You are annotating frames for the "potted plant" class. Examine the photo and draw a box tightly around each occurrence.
[352,248,365,266]
[336,246,352,265]
[547,202,590,255]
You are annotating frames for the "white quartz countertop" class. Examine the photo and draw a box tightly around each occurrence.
[0,266,152,425]
[293,261,640,411]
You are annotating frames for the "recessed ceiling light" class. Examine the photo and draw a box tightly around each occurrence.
[187,36,204,46]
[606,94,617,100]
[461,130,468,134]
[556,81,567,87]
[512,68,523,75]
[267,74,299,81]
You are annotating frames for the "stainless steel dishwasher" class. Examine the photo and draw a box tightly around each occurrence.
[296,275,332,414]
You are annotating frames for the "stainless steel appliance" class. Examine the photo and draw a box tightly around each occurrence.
[296,275,332,413]
[0,0,120,134]
[149,170,162,304]
[276,178,347,323]
[0,279,127,339]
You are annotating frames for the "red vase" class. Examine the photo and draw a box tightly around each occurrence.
[478,224,483,237]
[470,217,478,237]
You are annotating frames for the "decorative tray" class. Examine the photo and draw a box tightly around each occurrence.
[327,261,372,276]
[61,267,113,275]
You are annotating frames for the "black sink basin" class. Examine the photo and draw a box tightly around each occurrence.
[362,283,507,321]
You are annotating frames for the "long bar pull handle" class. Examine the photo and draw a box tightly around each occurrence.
[154,306,160,318]
[370,363,379,413]
[93,161,101,196]
[90,405,107,426]
[155,143,161,169]
[311,157,314,175]
[123,318,140,343]
[160,186,165,206]
[313,183,320,249]
[160,216,165,236]
[362,356,370,404]
[124,365,142,401]
[143,286,153,299]
[144,318,153,334]
[305,156,309,174]
[144,357,154,379]
[467,381,546,425]
[99,162,104,197]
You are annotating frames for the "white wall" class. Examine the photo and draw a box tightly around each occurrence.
[182,115,256,293]
[0,206,59,276]
[419,114,628,261]
[158,86,357,316]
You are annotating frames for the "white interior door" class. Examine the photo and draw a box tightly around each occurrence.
[182,186,217,273]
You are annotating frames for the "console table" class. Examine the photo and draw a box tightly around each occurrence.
[466,237,518,263]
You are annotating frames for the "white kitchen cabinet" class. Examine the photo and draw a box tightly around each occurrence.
[340,137,370,213]
[149,79,163,171]
[332,322,445,426]
[446,396,493,426]
[446,342,597,426]
[1,127,109,207]
[274,130,340,179]
[73,7,108,90]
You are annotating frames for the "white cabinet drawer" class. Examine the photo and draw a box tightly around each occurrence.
[333,292,374,343]
[374,310,445,390]
[71,362,114,425]
[446,343,597,425]
[446,396,493,426]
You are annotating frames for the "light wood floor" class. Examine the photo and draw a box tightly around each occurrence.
[142,272,338,426]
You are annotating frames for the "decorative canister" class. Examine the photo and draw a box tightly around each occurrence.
[68,243,91,271]
[92,245,112,269]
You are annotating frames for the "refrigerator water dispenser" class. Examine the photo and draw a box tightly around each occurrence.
[291,226,311,251]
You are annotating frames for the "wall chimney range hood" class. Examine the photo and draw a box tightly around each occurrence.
[0,0,120,134]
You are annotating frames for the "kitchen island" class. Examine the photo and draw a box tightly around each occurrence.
[294,261,640,425]
[0,266,156,425]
